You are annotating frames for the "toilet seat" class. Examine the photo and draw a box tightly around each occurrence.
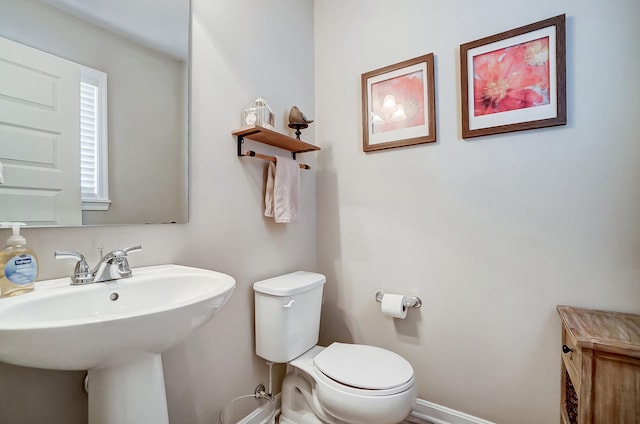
[313,343,414,396]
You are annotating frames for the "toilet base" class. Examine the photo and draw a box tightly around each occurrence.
[279,411,323,424]
[280,370,335,424]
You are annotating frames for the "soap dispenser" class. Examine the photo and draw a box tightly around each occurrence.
[0,222,38,297]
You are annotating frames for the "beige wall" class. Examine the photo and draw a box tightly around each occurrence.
[0,0,315,423]
[315,0,640,423]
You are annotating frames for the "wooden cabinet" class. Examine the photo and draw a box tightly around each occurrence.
[557,306,640,424]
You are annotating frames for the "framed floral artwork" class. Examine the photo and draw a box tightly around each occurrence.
[362,53,436,152]
[460,14,566,139]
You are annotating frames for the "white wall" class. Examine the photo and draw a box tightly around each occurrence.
[0,0,315,423]
[315,0,640,423]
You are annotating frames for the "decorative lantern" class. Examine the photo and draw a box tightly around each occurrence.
[243,97,275,129]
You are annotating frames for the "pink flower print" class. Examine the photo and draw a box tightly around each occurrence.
[472,37,550,116]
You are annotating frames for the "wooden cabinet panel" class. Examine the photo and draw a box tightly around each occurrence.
[562,326,582,391]
[592,353,640,423]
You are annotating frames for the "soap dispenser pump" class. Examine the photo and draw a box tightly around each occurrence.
[0,222,38,297]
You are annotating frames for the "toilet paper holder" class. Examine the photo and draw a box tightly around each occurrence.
[375,290,422,309]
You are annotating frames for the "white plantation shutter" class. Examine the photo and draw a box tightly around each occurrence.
[80,81,98,197]
[80,66,110,210]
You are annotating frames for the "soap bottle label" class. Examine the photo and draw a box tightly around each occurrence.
[5,254,38,285]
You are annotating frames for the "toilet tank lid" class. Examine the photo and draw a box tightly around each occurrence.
[253,271,326,296]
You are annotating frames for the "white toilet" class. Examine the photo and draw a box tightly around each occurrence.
[254,271,417,424]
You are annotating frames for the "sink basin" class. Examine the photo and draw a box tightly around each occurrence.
[0,264,236,424]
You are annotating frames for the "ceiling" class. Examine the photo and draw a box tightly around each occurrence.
[41,0,189,59]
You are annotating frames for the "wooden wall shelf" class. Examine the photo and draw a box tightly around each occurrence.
[232,125,320,158]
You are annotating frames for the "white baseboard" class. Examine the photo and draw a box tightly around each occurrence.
[411,398,495,424]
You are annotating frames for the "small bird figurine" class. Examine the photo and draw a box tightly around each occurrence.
[288,106,314,127]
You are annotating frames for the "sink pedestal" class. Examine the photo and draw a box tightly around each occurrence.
[88,353,169,424]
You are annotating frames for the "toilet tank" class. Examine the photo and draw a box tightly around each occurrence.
[253,271,326,363]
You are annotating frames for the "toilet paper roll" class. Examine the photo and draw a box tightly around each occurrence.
[381,294,407,319]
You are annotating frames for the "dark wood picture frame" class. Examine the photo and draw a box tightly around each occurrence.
[460,14,566,139]
[362,53,436,152]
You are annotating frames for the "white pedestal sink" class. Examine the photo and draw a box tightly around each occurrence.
[0,264,236,424]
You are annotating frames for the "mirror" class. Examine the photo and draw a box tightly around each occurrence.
[0,0,189,226]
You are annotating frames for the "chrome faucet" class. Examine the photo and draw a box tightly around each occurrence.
[54,245,142,284]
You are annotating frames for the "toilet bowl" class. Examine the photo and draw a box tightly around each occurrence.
[253,272,417,424]
[281,344,416,424]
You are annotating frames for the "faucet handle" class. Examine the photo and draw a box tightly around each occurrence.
[54,251,92,284]
[122,245,142,255]
[54,250,85,261]
[115,245,142,277]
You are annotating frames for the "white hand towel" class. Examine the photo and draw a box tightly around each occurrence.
[274,156,300,223]
[264,156,300,223]
[0,160,4,184]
